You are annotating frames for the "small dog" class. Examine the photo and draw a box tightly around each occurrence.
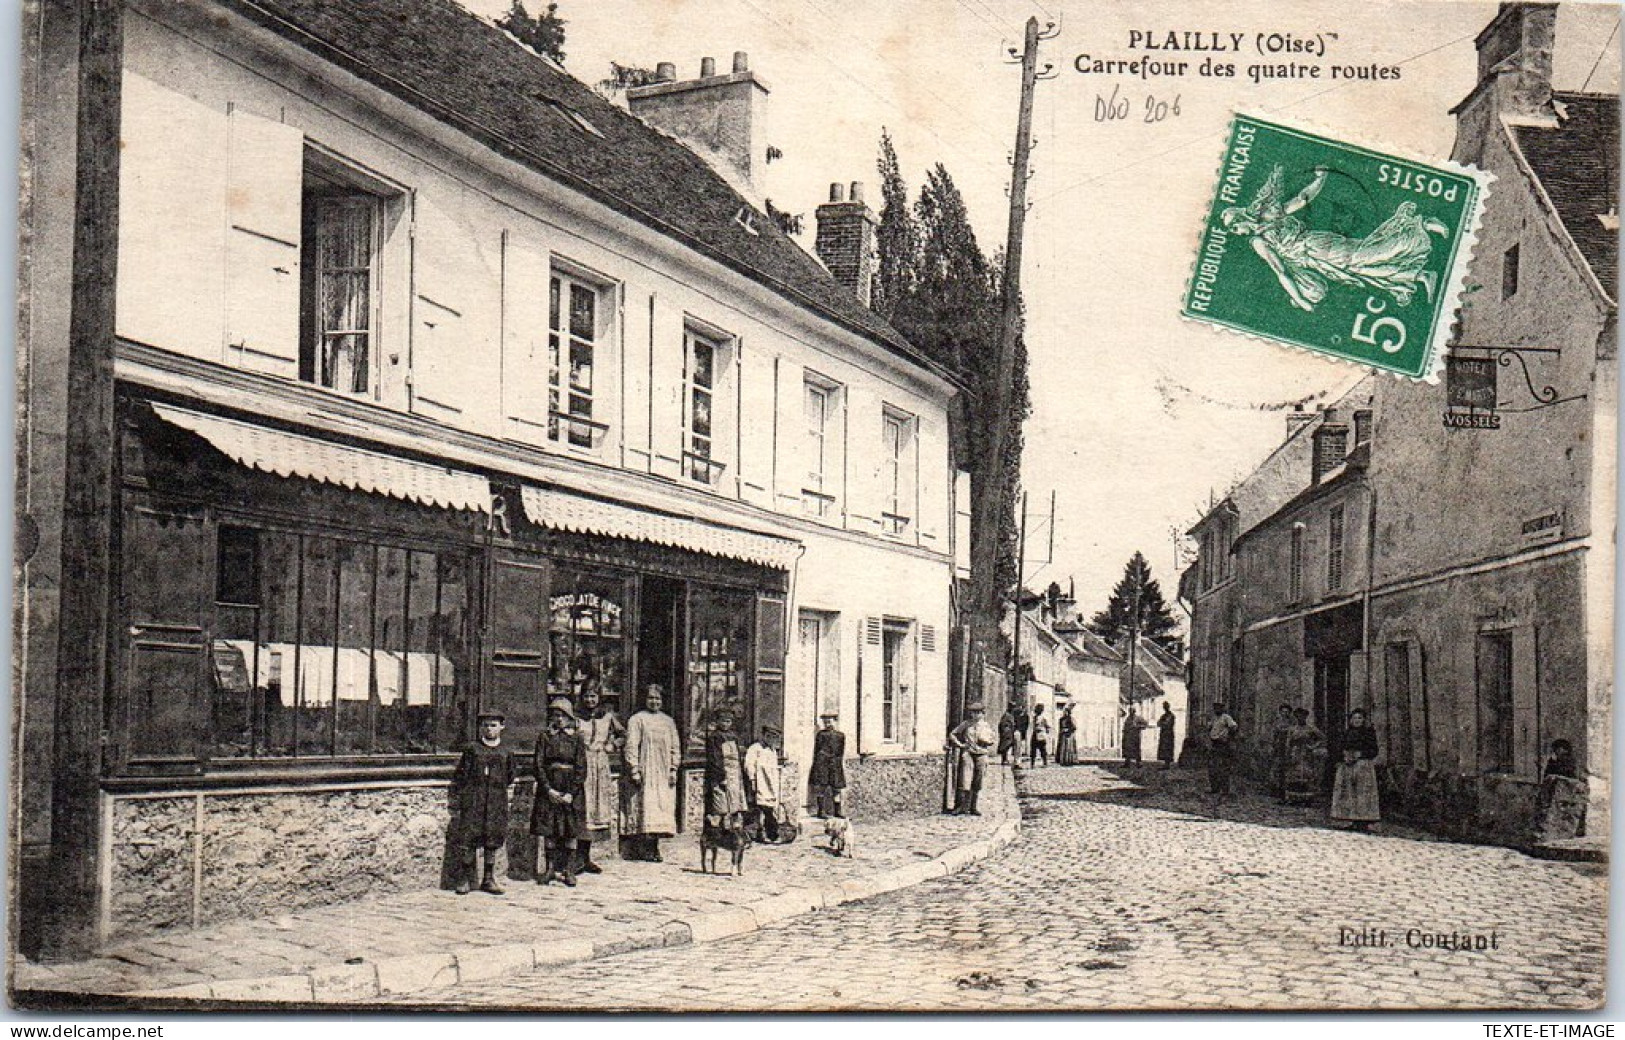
[700,818,750,876]
[822,815,855,858]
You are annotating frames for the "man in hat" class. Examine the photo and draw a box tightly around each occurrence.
[623,685,681,861]
[532,698,587,886]
[947,702,998,815]
[808,712,847,819]
[744,724,783,842]
[451,710,514,895]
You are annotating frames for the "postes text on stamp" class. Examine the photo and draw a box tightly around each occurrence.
[1183,114,1487,381]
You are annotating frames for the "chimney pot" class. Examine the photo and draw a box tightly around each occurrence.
[828,182,846,203]
[733,51,749,73]
[700,56,716,78]
[655,61,676,82]
[815,178,879,307]
[849,181,865,203]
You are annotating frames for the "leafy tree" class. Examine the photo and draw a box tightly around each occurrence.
[1088,552,1184,657]
[872,129,917,322]
[597,61,660,99]
[497,1,567,64]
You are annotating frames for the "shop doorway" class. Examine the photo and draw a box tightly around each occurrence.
[637,575,686,735]
[1314,654,1350,786]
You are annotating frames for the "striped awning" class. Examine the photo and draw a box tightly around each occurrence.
[520,485,799,570]
[153,404,489,513]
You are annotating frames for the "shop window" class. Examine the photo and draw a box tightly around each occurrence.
[683,327,731,486]
[300,153,395,396]
[803,375,843,518]
[549,271,611,449]
[684,585,753,756]
[203,525,470,761]
[881,407,917,536]
[1476,630,1514,773]
[548,566,633,718]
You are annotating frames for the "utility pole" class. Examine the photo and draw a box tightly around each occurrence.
[1009,491,1029,708]
[967,15,1057,704]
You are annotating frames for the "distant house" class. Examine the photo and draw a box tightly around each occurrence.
[18,0,964,955]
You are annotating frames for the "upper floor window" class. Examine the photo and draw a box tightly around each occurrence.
[301,158,391,396]
[803,375,843,518]
[683,327,728,486]
[881,407,917,536]
[1327,506,1345,593]
[1502,243,1520,300]
[549,271,610,450]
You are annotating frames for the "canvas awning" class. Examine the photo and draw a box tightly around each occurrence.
[152,404,490,513]
[519,485,799,570]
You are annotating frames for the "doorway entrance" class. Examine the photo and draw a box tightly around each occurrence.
[637,575,685,736]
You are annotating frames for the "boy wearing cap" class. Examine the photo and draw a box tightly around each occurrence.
[744,725,783,843]
[533,698,588,886]
[452,711,514,895]
[808,713,847,819]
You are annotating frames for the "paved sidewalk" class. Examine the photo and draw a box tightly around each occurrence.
[12,767,1017,1007]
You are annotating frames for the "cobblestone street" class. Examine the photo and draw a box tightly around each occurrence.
[394,765,1607,1011]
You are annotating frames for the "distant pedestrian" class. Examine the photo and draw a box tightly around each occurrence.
[809,713,847,818]
[451,710,514,896]
[998,706,1019,765]
[948,702,998,815]
[745,725,785,843]
[1056,704,1078,765]
[1121,707,1146,765]
[1207,702,1239,796]
[623,685,681,862]
[574,685,624,875]
[1156,701,1178,768]
[1012,704,1031,763]
[1330,709,1380,831]
[1029,704,1051,768]
[533,698,587,886]
[1269,704,1295,798]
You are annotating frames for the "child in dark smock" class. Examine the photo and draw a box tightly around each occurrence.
[452,711,514,895]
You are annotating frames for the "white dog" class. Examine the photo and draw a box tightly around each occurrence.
[823,815,855,858]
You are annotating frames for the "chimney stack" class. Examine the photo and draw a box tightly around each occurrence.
[815,180,878,307]
[1452,4,1557,160]
[628,54,771,192]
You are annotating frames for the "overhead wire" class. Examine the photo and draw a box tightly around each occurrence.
[1580,17,1619,93]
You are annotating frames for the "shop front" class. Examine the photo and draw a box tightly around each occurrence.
[101,396,794,940]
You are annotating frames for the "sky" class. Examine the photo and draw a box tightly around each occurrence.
[461,0,1619,624]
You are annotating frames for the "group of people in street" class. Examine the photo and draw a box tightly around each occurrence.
[1120,702,1179,768]
[449,685,799,895]
[995,701,1086,768]
[1214,702,1381,830]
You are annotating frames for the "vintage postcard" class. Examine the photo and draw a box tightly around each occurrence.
[8,0,1619,1015]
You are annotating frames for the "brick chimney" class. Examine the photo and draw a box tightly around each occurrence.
[815,181,878,307]
[628,52,769,193]
[1452,4,1558,159]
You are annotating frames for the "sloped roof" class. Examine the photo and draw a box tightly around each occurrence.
[1057,625,1123,663]
[220,0,945,378]
[1511,92,1620,300]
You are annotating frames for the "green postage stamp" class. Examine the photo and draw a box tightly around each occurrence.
[1183,114,1488,381]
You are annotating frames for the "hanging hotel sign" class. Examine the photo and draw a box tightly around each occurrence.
[1442,355,1499,429]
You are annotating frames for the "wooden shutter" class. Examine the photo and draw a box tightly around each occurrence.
[737,345,776,507]
[772,358,805,509]
[484,553,551,748]
[119,501,213,770]
[116,72,229,360]
[916,412,947,550]
[753,593,788,741]
[1513,626,1539,779]
[649,297,685,479]
[499,235,552,441]
[412,198,498,426]
[845,384,883,532]
[621,290,654,472]
[224,107,305,378]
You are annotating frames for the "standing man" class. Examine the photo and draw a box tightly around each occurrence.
[948,702,999,815]
[1269,704,1295,800]
[1029,703,1051,768]
[808,712,847,818]
[623,685,681,862]
[744,725,784,842]
[998,705,1019,765]
[1012,702,1032,764]
[1156,701,1178,769]
[1121,706,1146,765]
[1208,702,1240,797]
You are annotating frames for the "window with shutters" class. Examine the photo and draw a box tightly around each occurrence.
[299,153,401,397]
[549,270,613,450]
[803,374,844,519]
[880,619,916,748]
[881,407,917,536]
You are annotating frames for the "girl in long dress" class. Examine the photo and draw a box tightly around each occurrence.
[1330,709,1380,830]
[574,685,624,874]
[1056,706,1078,766]
[703,706,750,859]
[1221,165,1448,313]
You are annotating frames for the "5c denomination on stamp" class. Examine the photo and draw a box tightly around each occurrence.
[1183,114,1488,381]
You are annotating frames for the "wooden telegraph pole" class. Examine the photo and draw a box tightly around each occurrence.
[968,16,1057,703]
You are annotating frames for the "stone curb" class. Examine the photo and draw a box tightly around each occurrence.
[122,782,1022,1005]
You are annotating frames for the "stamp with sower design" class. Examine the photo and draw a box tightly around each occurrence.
[1183,114,1489,381]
